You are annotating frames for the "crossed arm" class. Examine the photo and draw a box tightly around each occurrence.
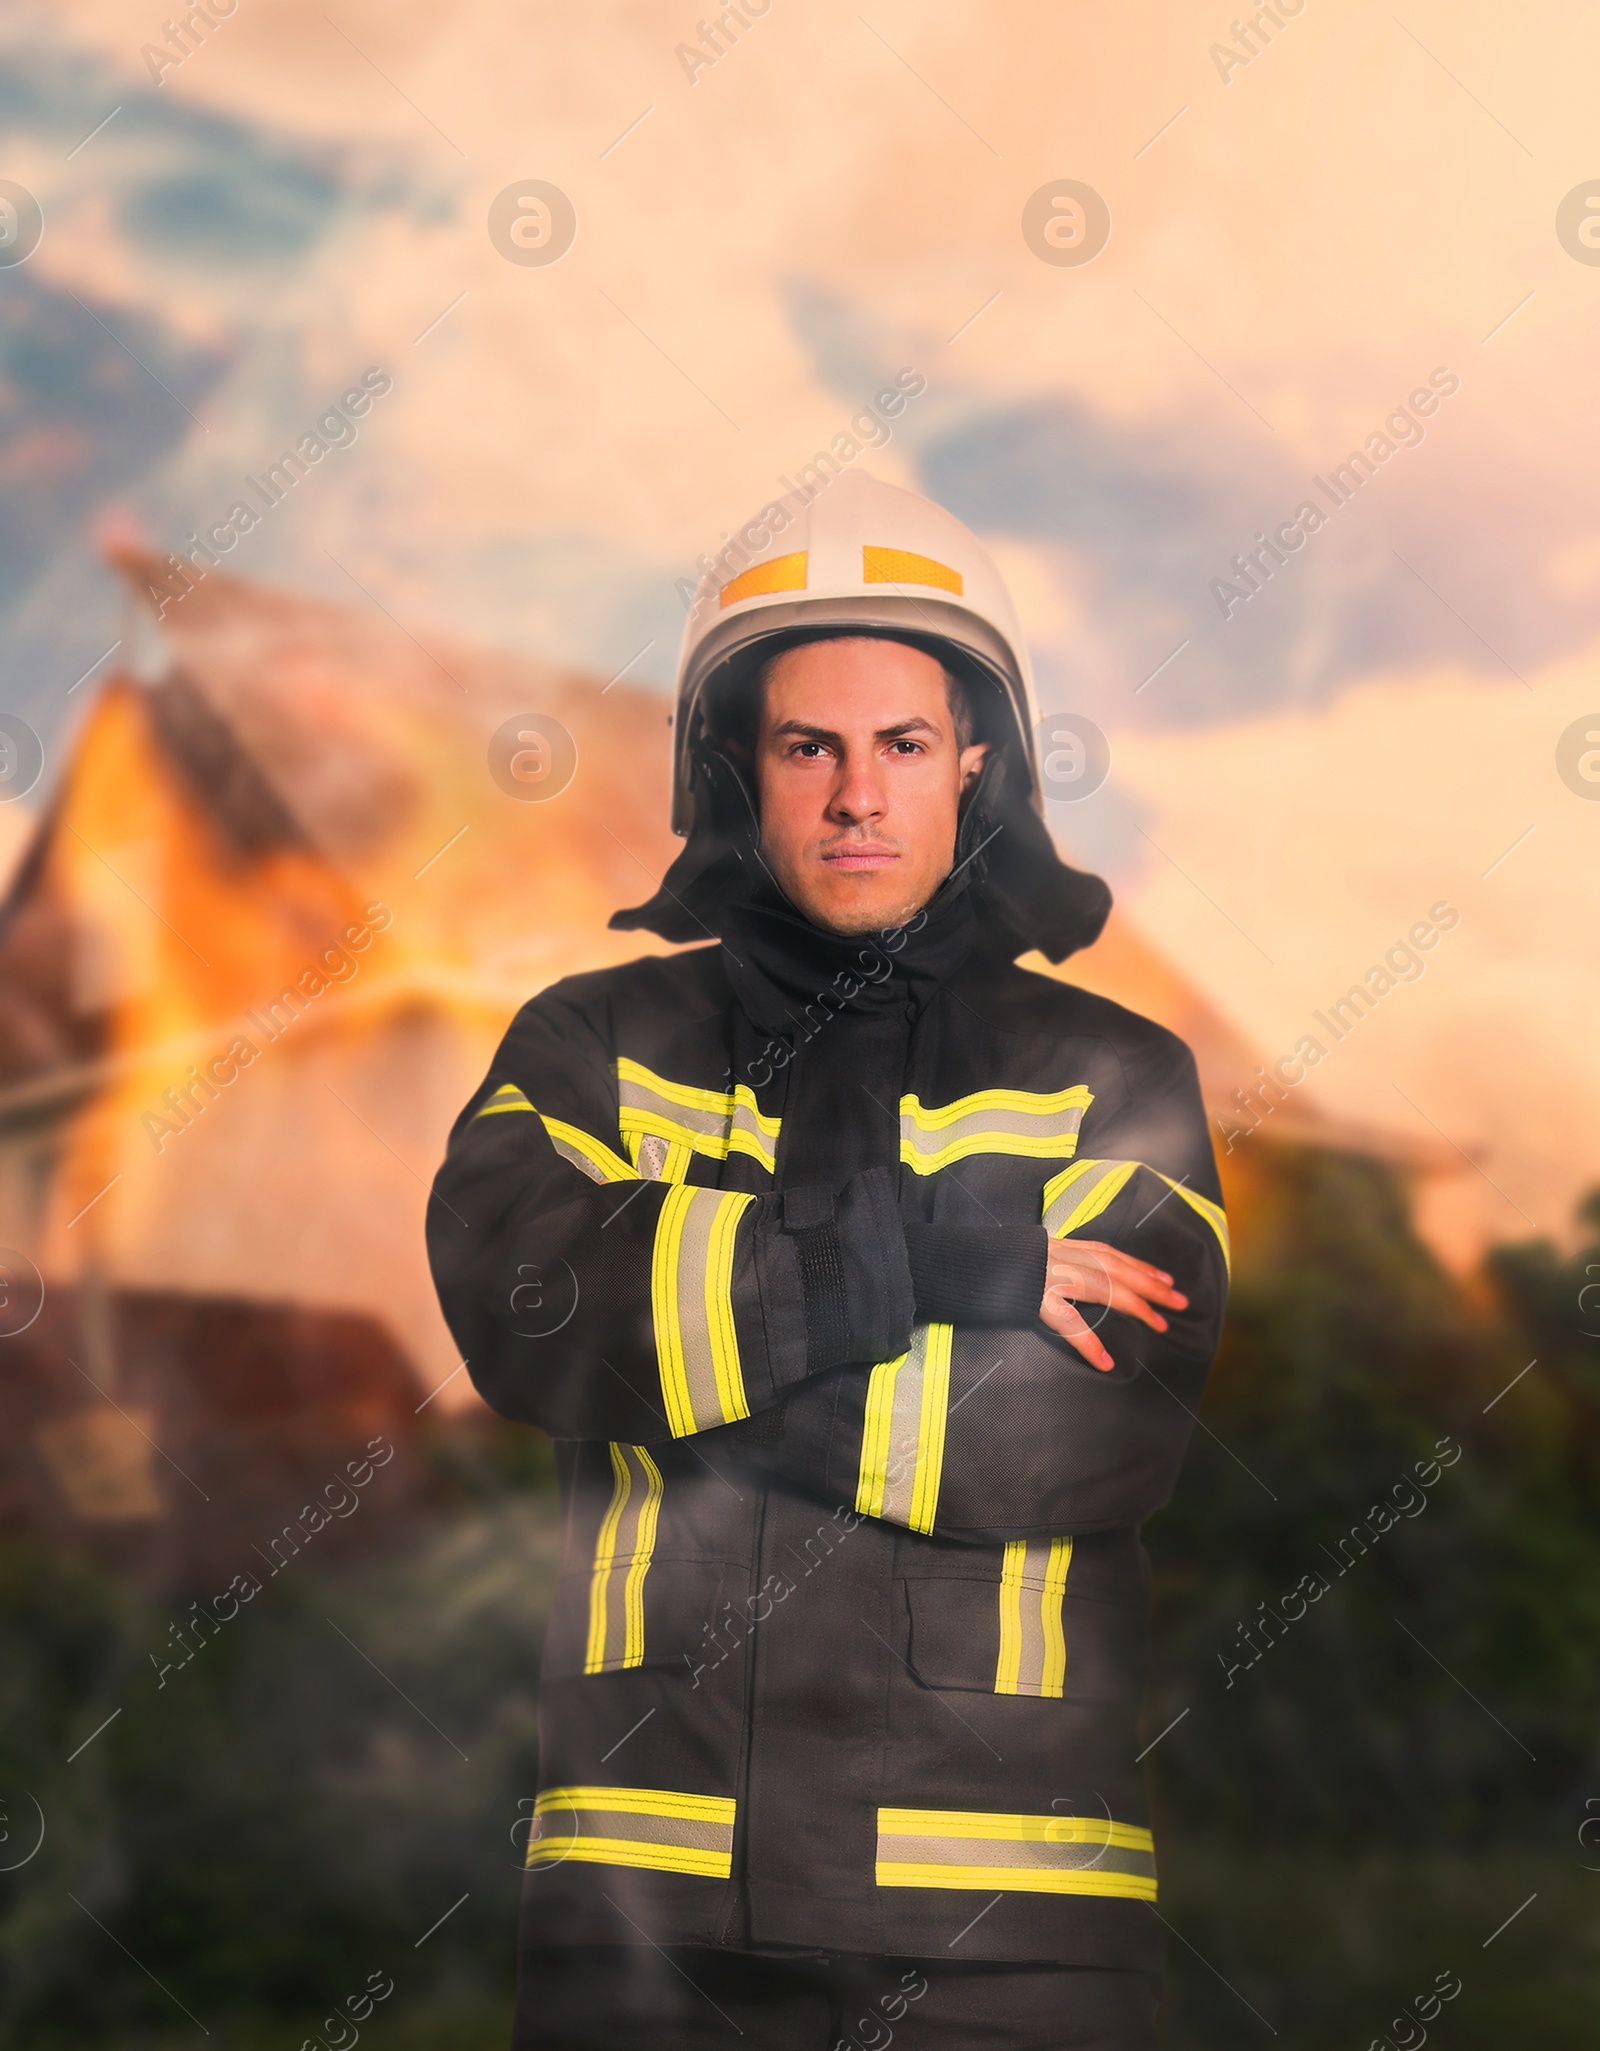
[1041,1236,1190,1372]
[427,980,1228,1540]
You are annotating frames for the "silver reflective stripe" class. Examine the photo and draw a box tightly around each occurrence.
[635,1133,671,1181]
[880,1324,936,1528]
[876,1833,1155,1881]
[1041,1156,1232,1273]
[529,1786,736,1878]
[622,1086,726,1139]
[584,1444,663,1673]
[1040,1157,1139,1237]
[727,1097,776,1161]
[651,1185,753,1435]
[855,1323,952,1534]
[475,1083,534,1118]
[539,1809,726,1852]
[994,1538,1072,1697]
[875,1807,1157,1898]
[900,1086,1093,1176]
[552,1135,606,1183]
[615,1058,780,1174]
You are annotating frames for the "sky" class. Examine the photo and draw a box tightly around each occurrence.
[3,0,1599,1254]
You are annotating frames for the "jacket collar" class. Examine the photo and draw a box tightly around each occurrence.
[718,870,978,1041]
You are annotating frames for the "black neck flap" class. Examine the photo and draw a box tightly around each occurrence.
[718,868,979,1042]
[608,737,1111,967]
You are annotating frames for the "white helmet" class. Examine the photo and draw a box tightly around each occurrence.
[671,469,1042,835]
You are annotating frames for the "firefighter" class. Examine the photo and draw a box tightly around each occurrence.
[428,469,1229,2048]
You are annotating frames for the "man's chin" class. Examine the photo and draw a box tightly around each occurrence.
[797,886,929,938]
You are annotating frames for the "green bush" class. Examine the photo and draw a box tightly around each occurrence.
[1144,1151,1600,2042]
[0,1435,558,2048]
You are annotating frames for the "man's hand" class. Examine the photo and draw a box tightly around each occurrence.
[1039,1238,1188,1372]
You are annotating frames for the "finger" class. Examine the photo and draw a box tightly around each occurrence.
[1105,1287,1169,1332]
[1058,1276,1167,1332]
[1047,1241,1169,1292]
[1047,1247,1187,1310]
[1044,1256,1179,1329]
[1064,1240,1175,1287]
[1041,1295,1115,1372]
[1080,1247,1186,1302]
[1092,1266,1187,1312]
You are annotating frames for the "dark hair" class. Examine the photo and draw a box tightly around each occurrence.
[716,634,980,755]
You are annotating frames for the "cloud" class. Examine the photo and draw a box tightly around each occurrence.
[915,385,1594,733]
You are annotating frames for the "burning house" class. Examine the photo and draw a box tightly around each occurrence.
[0,550,1459,1583]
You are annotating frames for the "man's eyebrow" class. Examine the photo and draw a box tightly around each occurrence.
[768,716,943,743]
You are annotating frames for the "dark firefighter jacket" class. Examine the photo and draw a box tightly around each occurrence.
[427,748,1229,1972]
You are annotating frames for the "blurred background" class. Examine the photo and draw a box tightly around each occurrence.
[1,1,1598,2043]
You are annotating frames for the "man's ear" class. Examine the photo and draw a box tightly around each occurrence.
[957,739,990,796]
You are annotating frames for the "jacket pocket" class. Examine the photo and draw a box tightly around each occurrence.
[901,1556,1145,1702]
[541,1553,731,1681]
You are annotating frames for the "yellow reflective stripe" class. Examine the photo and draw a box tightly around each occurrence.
[474,1082,534,1117]
[875,1862,1156,1899]
[583,1445,666,1674]
[536,1787,735,1822]
[875,1806,1156,1899]
[623,1447,663,1664]
[470,1084,638,1186]
[653,1188,696,1437]
[651,1186,754,1435]
[862,545,963,596]
[853,1324,951,1533]
[532,1839,730,1878]
[994,1538,1071,1697]
[1040,1538,1071,1696]
[654,1188,689,1435]
[585,1444,632,1674]
[616,1058,780,1125]
[995,1542,1025,1695]
[900,1085,1093,1175]
[628,1131,697,1183]
[544,1117,638,1185]
[1040,1157,1139,1236]
[909,1324,951,1534]
[906,1082,1091,1132]
[856,1353,900,1521]
[905,1085,1093,1130]
[1041,1157,1230,1275]
[882,1807,1153,1848]
[617,1057,781,1175]
[703,1191,748,1425]
[1167,1178,1231,1275]
[529,1786,736,1878]
[719,551,807,608]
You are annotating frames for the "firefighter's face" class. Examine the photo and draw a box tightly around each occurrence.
[749,636,989,935]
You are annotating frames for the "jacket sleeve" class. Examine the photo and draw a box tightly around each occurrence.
[426,980,915,1443]
[716,1032,1228,1539]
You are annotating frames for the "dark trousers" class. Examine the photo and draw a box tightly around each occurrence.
[516,1945,1160,2050]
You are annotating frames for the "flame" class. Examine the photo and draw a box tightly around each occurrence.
[46,680,370,1267]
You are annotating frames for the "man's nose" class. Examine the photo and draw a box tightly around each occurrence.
[827,751,886,824]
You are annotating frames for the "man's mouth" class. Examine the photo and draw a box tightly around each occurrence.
[821,843,898,872]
